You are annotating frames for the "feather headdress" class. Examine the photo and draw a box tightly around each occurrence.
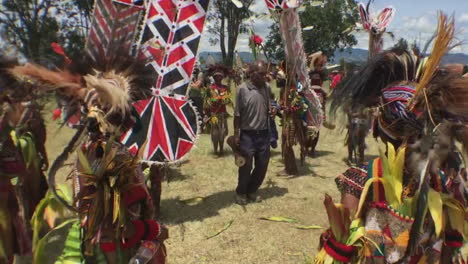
[330,47,418,113]
[9,50,153,119]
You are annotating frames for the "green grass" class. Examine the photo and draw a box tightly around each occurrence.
[41,81,383,263]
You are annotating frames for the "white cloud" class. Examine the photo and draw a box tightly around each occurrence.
[459,13,468,24]
[199,1,273,53]
[199,5,468,55]
[402,14,437,34]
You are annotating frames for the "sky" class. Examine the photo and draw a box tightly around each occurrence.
[199,0,468,54]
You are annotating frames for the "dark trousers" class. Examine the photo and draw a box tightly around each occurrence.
[236,130,271,195]
[269,117,278,146]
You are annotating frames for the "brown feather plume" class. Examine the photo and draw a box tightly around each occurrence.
[9,63,84,97]
[414,13,455,99]
[83,71,132,115]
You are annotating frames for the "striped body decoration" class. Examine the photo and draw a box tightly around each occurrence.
[54,220,83,264]
[86,0,145,60]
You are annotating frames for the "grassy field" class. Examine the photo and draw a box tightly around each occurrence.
[40,81,387,264]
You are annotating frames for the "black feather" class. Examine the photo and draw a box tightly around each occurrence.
[329,47,418,116]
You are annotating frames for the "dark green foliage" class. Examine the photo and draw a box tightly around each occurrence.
[207,0,254,67]
[264,23,284,61]
[0,0,93,63]
[264,0,359,61]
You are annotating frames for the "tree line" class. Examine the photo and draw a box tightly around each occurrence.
[1,0,359,65]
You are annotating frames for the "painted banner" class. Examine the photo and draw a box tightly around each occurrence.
[138,0,210,95]
[121,91,200,164]
[86,0,144,60]
[121,0,210,163]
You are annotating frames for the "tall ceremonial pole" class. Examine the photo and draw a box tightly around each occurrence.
[264,0,323,174]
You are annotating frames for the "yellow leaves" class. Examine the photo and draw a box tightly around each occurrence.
[112,190,120,224]
[210,116,219,125]
[314,248,334,264]
[260,216,298,223]
[346,219,366,245]
[10,130,38,169]
[206,220,234,239]
[393,146,406,205]
[427,188,443,237]
[441,193,466,239]
[379,143,406,207]
[295,225,323,230]
[180,196,205,206]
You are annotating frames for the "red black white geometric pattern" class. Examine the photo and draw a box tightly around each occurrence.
[138,0,210,96]
[86,0,144,60]
[113,0,145,7]
[120,92,200,164]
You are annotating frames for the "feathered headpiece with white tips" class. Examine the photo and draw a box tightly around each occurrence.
[9,63,83,96]
[83,70,132,116]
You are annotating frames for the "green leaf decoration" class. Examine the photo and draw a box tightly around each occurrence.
[206,220,234,239]
[34,219,80,264]
[295,225,323,230]
[259,216,298,223]
[180,196,205,206]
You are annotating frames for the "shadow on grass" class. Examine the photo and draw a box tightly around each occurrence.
[312,150,334,158]
[340,154,379,166]
[274,158,323,179]
[160,186,288,224]
[165,167,189,182]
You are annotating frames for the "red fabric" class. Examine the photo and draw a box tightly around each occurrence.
[445,231,463,248]
[322,230,356,262]
[1,161,26,174]
[51,43,72,64]
[0,180,13,193]
[330,74,342,89]
[408,255,422,264]
[52,108,62,120]
[250,35,263,46]
[100,242,117,252]
[123,185,148,206]
[150,243,167,264]
[121,220,145,249]
[145,220,161,240]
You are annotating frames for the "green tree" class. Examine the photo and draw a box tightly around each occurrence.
[0,0,93,62]
[264,23,284,62]
[0,0,60,61]
[207,0,254,67]
[264,0,359,61]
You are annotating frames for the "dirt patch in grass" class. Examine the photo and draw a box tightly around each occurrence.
[41,86,385,263]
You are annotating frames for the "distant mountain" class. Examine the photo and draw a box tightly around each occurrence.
[331,48,468,65]
[331,48,368,64]
[199,48,468,66]
[441,53,468,64]
[198,51,266,65]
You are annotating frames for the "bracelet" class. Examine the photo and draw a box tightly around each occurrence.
[145,219,161,240]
